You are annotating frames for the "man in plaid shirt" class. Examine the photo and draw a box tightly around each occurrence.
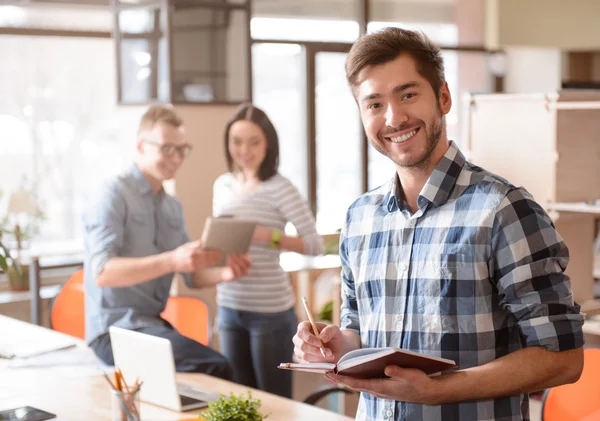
[293,28,584,421]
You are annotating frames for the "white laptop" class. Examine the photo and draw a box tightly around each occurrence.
[109,326,220,411]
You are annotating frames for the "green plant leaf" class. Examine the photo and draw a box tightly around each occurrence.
[318,300,333,323]
[0,254,7,272]
[201,391,268,421]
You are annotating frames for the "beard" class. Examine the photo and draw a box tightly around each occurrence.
[372,106,445,171]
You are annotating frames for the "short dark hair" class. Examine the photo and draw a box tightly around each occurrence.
[224,103,279,181]
[345,27,445,99]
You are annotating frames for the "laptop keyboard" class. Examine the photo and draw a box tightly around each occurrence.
[180,394,204,406]
[177,383,219,405]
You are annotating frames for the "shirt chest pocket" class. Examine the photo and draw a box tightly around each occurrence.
[158,216,185,251]
[421,254,481,332]
[125,212,155,252]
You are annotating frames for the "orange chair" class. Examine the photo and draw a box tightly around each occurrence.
[541,348,600,421]
[50,269,210,346]
[50,268,85,340]
[160,296,211,346]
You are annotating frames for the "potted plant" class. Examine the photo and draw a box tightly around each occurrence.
[199,392,268,421]
[0,232,28,291]
[0,186,43,291]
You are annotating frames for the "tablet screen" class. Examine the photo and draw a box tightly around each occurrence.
[201,217,256,255]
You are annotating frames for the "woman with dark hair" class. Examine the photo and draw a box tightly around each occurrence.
[212,103,324,398]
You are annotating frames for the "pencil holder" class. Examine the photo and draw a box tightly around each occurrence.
[110,387,141,421]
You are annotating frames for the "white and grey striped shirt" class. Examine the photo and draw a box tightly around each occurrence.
[213,173,324,313]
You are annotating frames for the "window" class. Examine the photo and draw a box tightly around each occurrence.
[252,43,308,199]
[252,17,359,43]
[314,51,362,233]
[0,35,129,254]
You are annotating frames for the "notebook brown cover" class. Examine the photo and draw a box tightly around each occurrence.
[336,350,457,378]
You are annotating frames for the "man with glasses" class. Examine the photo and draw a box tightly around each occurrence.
[83,106,249,379]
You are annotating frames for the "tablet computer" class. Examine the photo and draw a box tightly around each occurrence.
[200,217,256,256]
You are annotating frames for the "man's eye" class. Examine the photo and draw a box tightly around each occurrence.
[368,103,382,110]
[163,146,176,155]
[403,93,416,100]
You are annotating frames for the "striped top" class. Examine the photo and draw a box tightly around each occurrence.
[213,173,324,313]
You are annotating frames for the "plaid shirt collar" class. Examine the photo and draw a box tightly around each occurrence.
[386,140,466,213]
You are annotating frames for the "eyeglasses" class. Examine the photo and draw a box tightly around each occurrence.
[142,139,193,158]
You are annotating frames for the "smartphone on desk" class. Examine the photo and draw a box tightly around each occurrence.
[0,406,57,421]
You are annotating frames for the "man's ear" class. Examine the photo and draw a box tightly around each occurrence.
[438,82,452,115]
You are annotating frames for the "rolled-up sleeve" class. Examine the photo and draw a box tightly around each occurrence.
[491,187,584,352]
[339,222,360,334]
[83,183,126,283]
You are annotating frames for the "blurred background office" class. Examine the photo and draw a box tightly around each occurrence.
[1,0,599,255]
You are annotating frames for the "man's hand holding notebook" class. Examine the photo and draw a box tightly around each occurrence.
[287,299,456,379]
[279,347,457,378]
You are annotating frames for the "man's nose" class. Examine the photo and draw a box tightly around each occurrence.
[385,103,408,128]
[171,151,184,165]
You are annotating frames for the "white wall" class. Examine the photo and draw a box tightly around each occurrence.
[505,47,562,93]
[488,0,600,50]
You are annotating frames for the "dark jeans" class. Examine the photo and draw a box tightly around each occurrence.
[89,323,233,381]
[217,306,297,398]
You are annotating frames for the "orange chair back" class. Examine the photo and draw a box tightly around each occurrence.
[161,296,211,346]
[50,269,85,340]
[542,348,600,421]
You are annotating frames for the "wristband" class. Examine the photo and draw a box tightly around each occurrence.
[269,229,281,249]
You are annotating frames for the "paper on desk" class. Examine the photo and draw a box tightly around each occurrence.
[52,364,110,378]
[0,322,77,359]
[7,346,100,368]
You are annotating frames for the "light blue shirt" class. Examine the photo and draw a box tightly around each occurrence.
[83,164,191,344]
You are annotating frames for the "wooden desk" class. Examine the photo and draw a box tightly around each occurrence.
[0,316,353,421]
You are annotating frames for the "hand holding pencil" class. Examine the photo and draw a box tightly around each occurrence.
[301,296,328,359]
[294,296,353,365]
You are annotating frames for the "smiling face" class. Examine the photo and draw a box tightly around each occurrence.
[227,119,268,177]
[356,53,452,171]
[137,122,188,182]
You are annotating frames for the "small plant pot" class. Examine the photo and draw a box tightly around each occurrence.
[7,265,29,291]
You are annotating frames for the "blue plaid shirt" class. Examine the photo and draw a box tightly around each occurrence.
[339,142,584,421]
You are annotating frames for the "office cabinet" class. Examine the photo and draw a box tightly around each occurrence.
[466,90,600,305]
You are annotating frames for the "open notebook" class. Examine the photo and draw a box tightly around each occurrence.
[279,347,457,378]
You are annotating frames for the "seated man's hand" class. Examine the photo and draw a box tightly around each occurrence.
[170,240,223,272]
[221,254,251,282]
[293,322,347,363]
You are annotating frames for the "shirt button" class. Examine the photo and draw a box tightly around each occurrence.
[386,410,393,417]
[400,263,408,271]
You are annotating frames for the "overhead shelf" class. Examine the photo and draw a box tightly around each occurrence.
[545,202,600,215]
